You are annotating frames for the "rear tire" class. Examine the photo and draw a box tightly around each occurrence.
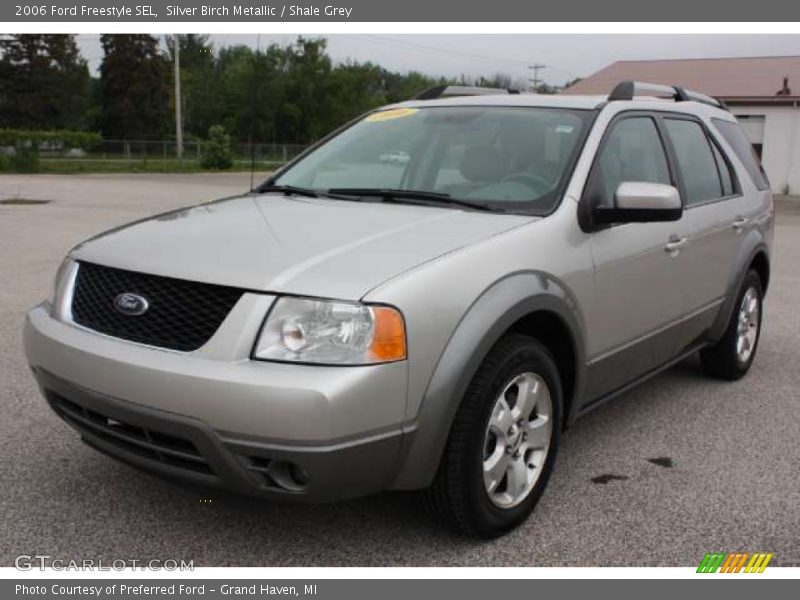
[700,269,763,380]
[425,334,562,538]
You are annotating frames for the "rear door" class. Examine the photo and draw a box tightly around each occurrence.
[583,113,690,398]
[712,117,775,244]
[660,114,744,348]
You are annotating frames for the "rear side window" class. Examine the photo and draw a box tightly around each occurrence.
[710,142,736,197]
[664,119,723,206]
[590,116,671,207]
[712,118,770,191]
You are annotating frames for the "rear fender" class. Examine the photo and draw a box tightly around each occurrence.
[708,232,769,342]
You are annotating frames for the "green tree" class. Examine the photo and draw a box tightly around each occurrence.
[99,34,168,139]
[204,44,285,146]
[279,38,333,143]
[384,70,447,103]
[326,61,387,127]
[211,45,255,141]
[244,44,290,145]
[533,83,559,95]
[0,34,90,130]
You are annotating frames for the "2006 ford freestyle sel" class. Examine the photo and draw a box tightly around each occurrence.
[25,82,774,537]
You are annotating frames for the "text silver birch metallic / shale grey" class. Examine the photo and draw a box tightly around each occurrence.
[24,81,774,537]
[162,5,355,18]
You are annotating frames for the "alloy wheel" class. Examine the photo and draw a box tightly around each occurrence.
[736,286,760,364]
[482,372,553,509]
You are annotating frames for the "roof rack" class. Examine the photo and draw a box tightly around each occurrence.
[414,85,520,100]
[608,80,728,111]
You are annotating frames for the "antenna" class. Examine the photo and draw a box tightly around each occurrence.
[249,34,261,193]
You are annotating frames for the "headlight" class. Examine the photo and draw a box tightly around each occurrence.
[253,297,406,365]
[49,257,77,320]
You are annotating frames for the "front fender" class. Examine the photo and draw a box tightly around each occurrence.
[390,271,586,490]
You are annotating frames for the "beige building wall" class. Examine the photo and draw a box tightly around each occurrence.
[730,104,800,195]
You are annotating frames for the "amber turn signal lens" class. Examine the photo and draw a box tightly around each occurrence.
[369,307,407,361]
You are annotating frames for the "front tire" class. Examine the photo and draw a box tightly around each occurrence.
[425,334,562,538]
[700,269,764,380]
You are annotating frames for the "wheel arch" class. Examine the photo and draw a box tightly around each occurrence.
[390,271,587,490]
[750,250,770,294]
[507,310,577,425]
[709,235,770,342]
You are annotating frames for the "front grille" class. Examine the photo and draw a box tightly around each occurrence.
[50,394,213,475]
[71,262,243,352]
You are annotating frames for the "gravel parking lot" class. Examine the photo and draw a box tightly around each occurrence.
[1,173,798,567]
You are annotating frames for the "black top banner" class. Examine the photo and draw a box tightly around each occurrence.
[3,0,799,22]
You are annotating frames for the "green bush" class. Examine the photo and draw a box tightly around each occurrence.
[0,129,100,150]
[12,145,40,173]
[0,129,102,173]
[200,125,233,170]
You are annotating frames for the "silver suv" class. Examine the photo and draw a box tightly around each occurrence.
[24,82,774,537]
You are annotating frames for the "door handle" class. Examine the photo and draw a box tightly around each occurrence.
[733,217,749,232]
[665,236,689,255]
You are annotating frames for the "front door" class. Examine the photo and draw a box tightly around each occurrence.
[582,114,690,399]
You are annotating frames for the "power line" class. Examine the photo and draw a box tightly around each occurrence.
[356,34,529,65]
[353,34,581,83]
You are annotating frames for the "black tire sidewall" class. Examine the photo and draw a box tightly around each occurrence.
[465,337,563,534]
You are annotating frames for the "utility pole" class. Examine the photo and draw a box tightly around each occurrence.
[174,35,183,160]
[528,64,546,93]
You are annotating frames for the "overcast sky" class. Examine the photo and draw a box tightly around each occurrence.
[77,34,800,86]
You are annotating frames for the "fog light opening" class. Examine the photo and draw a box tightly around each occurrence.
[269,460,310,492]
[290,463,310,487]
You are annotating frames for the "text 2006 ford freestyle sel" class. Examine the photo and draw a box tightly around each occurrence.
[25,82,773,537]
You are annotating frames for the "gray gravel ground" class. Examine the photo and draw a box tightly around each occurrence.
[1,174,798,567]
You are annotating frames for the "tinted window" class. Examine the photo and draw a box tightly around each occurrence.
[711,141,735,197]
[712,118,770,191]
[664,119,723,206]
[590,117,671,207]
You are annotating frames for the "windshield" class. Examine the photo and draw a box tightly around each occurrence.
[271,106,591,214]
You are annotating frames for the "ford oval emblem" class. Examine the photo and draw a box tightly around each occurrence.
[114,292,149,316]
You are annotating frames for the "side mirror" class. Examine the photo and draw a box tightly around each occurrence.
[592,182,683,224]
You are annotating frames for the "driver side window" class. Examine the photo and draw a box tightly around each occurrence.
[590,117,671,207]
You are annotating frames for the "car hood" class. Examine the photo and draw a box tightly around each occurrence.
[71,194,534,300]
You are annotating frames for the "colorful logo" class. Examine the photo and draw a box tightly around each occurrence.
[697,552,773,573]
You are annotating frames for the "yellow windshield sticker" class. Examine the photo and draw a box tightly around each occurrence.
[365,108,419,122]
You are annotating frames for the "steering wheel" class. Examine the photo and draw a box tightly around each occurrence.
[502,172,552,194]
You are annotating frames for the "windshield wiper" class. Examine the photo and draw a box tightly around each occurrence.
[257,184,320,198]
[327,188,500,212]
[258,184,358,202]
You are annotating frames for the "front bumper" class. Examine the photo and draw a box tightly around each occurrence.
[24,303,411,501]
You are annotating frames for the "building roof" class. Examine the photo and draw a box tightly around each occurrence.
[563,56,800,102]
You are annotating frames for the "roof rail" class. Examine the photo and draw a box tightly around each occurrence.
[608,80,728,111]
[414,85,520,100]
